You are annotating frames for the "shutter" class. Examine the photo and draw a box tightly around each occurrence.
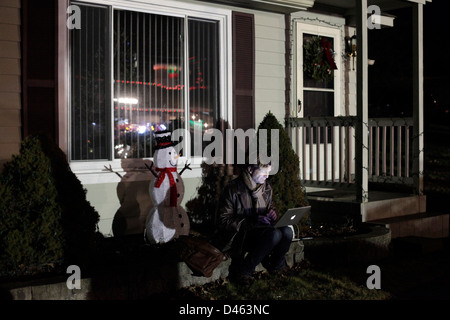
[232,12,255,131]
[22,0,58,142]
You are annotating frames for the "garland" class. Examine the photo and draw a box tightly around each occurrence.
[303,36,337,82]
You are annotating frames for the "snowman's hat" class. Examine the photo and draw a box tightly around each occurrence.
[153,130,175,149]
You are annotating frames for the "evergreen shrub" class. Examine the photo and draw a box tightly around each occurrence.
[185,163,235,235]
[0,134,100,278]
[257,112,309,215]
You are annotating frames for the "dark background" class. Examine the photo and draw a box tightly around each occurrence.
[368,0,449,124]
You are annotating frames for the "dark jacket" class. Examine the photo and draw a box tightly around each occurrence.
[213,175,276,256]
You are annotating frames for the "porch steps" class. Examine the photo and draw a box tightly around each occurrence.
[306,190,426,222]
[361,193,427,222]
[370,211,449,239]
[306,189,449,238]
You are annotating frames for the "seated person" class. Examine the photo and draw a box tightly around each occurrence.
[213,160,293,285]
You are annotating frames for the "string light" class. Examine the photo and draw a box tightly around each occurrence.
[114,80,207,91]
[114,106,184,113]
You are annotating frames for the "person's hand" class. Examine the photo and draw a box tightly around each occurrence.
[257,209,277,225]
[267,209,277,223]
[257,215,271,225]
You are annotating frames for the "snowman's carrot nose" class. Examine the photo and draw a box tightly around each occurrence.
[174,153,181,159]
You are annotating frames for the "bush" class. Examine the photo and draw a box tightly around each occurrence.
[257,112,308,215]
[0,134,100,278]
[186,163,235,235]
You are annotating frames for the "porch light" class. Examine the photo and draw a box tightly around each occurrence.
[345,32,357,70]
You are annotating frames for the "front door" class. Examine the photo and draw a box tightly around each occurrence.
[296,23,341,118]
[295,23,343,182]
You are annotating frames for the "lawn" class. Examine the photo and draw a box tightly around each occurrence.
[173,237,449,300]
[178,263,391,300]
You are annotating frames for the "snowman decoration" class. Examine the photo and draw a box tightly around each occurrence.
[144,130,191,244]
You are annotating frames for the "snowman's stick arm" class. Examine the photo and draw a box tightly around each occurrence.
[103,165,123,178]
[179,161,192,176]
[145,162,158,177]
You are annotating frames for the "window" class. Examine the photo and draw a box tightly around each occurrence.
[302,33,335,118]
[70,4,109,160]
[70,2,221,161]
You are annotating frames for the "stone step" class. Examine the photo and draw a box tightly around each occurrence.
[361,194,427,222]
[2,241,304,300]
[370,211,449,239]
[307,191,427,224]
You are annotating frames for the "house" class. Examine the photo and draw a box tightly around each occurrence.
[1,0,447,239]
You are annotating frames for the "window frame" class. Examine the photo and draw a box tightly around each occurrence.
[63,0,232,182]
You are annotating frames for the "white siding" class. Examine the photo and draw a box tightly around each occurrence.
[0,0,21,171]
[254,12,286,127]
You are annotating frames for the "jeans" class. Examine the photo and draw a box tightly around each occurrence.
[230,226,293,277]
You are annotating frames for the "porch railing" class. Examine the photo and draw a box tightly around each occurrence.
[287,116,414,188]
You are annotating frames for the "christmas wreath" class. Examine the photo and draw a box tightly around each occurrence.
[303,36,337,82]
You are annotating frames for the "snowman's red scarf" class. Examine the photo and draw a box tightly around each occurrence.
[155,167,178,207]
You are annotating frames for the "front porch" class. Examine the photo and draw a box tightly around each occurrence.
[306,187,447,239]
[283,0,448,238]
[287,116,448,238]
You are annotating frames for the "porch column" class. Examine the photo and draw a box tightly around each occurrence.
[355,0,369,202]
[412,3,424,195]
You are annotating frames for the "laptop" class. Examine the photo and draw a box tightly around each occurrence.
[274,206,311,228]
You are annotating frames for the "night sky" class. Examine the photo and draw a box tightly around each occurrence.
[368,0,449,121]
[423,0,449,112]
